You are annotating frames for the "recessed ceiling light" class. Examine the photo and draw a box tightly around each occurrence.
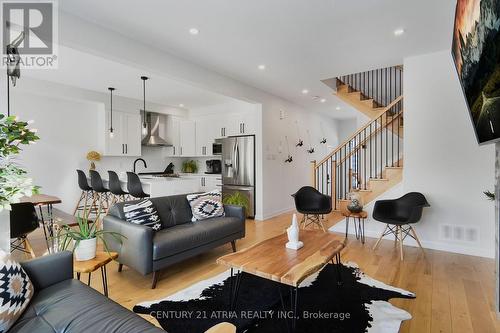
[320,98,326,103]
[336,106,341,110]
[179,104,185,107]
[302,89,309,94]
[189,28,199,35]
[258,64,266,70]
[394,28,405,36]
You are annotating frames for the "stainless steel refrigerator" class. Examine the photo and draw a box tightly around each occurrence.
[221,135,255,218]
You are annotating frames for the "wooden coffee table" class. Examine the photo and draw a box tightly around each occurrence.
[74,251,118,297]
[217,230,344,331]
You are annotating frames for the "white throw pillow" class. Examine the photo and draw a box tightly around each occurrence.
[186,190,225,221]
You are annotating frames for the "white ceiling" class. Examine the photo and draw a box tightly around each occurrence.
[23,46,236,109]
[59,0,456,118]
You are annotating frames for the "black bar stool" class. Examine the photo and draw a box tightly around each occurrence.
[10,202,39,259]
[74,170,96,216]
[108,171,129,208]
[126,172,150,199]
[89,170,111,218]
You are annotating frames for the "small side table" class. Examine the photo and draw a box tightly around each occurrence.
[342,211,368,244]
[74,251,118,297]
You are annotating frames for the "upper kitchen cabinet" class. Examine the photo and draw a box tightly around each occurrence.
[179,120,196,157]
[165,116,181,156]
[213,112,256,138]
[195,118,214,156]
[101,110,141,156]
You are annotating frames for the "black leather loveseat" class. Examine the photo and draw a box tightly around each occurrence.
[9,251,163,333]
[103,194,246,288]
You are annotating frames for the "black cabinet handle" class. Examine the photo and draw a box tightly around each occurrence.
[242,123,245,133]
[173,146,176,155]
[122,144,124,154]
[125,144,128,154]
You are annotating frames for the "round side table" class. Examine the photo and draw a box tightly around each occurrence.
[74,251,118,297]
[342,211,368,244]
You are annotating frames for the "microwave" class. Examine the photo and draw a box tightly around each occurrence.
[212,142,222,155]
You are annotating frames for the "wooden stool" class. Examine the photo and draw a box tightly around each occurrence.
[342,210,368,244]
[74,251,118,297]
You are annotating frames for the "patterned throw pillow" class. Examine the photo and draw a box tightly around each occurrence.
[186,190,225,221]
[0,251,34,333]
[123,199,162,231]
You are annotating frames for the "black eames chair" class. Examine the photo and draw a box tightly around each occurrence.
[292,186,332,232]
[126,172,150,199]
[10,202,39,258]
[74,170,96,216]
[89,170,111,217]
[108,171,129,207]
[372,192,430,260]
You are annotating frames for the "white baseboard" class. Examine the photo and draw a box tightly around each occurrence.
[329,223,494,259]
[259,206,295,221]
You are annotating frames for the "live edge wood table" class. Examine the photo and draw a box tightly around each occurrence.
[74,251,118,297]
[217,230,344,332]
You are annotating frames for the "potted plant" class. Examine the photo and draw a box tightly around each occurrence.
[0,115,39,251]
[55,212,124,261]
[223,192,250,217]
[182,160,198,173]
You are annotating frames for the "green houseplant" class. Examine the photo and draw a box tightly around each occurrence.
[55,212,124,261]
[0,115,39,251]
[223,192,250,217]
[0,115,39,211]
[182,160,198,173]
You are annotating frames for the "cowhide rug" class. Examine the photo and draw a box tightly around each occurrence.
[134,262,415,333]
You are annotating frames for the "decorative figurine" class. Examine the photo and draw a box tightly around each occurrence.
[286,214,304,250]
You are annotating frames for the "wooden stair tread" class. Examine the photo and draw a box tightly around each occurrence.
[369,178,389,182]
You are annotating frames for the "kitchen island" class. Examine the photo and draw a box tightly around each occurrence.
[95,173,222,198]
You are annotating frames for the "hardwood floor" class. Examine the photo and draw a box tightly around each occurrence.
[20,212,500,333]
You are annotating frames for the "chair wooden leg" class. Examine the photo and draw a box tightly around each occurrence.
[409,226,425,256]
[231,240,237,252]
[23,238,36,259]
[151,271,160,289]
[398,226,404,261]
[118,264,123,272]
[373,224,388,250]
[73,191,85,215]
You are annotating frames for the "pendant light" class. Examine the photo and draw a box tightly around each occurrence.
[141,76,148,135]
[108,87,115,138]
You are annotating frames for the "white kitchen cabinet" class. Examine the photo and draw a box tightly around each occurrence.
[212,112,256,138]
[237,112,256,135]
[165,117,181,156]
[195,118,216,156]
[103,111,141,156]
[204,176,222,192]
[179,120,196,156]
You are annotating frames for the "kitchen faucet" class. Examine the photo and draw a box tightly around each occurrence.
[133,158,147,173]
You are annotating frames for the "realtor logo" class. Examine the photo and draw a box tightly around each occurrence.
[1,0,58,69]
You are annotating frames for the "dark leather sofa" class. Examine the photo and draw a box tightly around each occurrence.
[9,251,163,333]
[103,194,246,288]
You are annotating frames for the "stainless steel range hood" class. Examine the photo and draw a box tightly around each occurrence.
[141,112,172,147]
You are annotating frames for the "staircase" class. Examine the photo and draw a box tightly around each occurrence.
[314,65,404,220]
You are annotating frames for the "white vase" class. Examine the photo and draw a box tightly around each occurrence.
[286,214,303,250]
[74,238,97,261]
[0,209,10,252]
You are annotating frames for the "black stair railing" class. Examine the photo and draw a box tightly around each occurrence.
[337,65,403,107]
[312,96,403,210]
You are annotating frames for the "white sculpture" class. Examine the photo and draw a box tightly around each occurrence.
[286,214,304,250]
